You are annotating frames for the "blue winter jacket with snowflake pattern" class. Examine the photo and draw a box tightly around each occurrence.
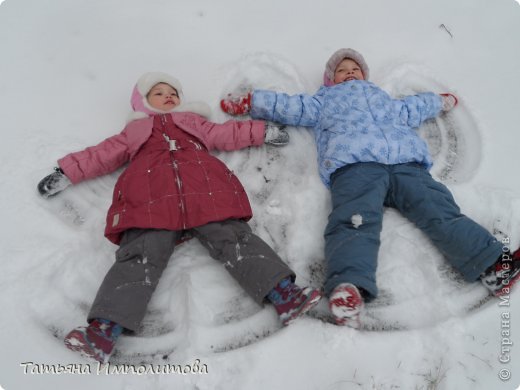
[250,80,442,187]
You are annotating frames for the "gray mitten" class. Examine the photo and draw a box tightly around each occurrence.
[264,123,289,146]
[37,167,72,198]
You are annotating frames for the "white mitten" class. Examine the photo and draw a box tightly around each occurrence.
[440,93,458,112]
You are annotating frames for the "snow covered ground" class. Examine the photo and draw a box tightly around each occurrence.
[1,0,520,389]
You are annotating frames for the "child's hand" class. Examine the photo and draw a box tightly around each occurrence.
[220,92,252,116]
[440,93,458,112]
[37,167,71,198]
[264,123,289,146]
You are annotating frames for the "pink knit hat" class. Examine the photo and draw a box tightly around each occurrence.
[323,48,370,86]
[130,72,183,116]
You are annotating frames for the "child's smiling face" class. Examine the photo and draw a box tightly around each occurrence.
[146,83,181,111]
[333,58,365,84]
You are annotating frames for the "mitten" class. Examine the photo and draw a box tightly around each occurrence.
[220,92,252,116]
[440,93,458,112]
[37,167,71,198]
[264,123,289,146]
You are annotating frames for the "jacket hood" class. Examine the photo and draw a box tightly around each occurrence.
[128,72,211,122]
[323,48,370,86]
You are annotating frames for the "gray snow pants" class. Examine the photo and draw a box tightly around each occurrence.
[88,219,294,331]
[324,162,503,300]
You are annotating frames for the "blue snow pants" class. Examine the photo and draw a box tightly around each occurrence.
[324,162,502,299]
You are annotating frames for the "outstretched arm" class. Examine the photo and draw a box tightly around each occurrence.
[250,90,322,127]
[393,92,445,128]
[57,131,133,184]
[195,116,266,151]
[37,130,132,197]
[221,90,322,128]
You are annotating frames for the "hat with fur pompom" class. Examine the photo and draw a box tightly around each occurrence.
[130,72,183,116]
[323,48,370,86]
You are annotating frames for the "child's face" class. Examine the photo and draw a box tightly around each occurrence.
[147,83,181,111]
[333,58,365,84]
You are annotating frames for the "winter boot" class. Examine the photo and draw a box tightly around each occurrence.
[481,248,520,297]
[329,283,364,329]
[64,318,123,363]
[267,278,322,326]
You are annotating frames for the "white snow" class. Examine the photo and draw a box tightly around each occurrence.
[351,214,363,229]
[1,0,520,389]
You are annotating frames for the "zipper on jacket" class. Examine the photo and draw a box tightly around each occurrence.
[163,133,178,151]
[172,159,187,229]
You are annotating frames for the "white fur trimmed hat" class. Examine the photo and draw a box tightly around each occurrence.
[136,72,183,97]
[323,48,370,86]
[127,71,212,122]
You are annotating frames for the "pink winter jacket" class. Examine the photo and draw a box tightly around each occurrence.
[58,112,265,244]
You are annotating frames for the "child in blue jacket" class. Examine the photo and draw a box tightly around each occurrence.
[221,48,520,328]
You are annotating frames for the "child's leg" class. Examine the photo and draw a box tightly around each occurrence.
[193,219,321,324]
[87,228,181,331]
[324,163,389,299]
[66,229,179,362]
[192,220,295,304]
[387,163,502,281]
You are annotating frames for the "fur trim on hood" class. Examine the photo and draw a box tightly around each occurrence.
[323,48,370,86]
[127,71,211,122]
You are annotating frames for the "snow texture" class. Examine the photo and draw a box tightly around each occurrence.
[1,0,520,389]
[351,214,363,229]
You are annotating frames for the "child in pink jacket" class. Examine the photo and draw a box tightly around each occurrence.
[37,72,321,363]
